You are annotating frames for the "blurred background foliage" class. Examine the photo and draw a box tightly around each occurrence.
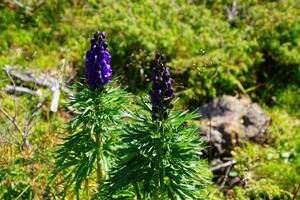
[0,0,299,199]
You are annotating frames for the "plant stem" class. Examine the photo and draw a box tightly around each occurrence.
[134,183,142,200]
[96,132,103,188]
[94,88,104,189]
[292,183,300,200]
[85,178,90,200]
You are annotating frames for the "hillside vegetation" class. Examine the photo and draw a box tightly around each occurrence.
[0,0,299,199]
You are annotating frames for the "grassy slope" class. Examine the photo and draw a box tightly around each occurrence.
[0,1,299,199]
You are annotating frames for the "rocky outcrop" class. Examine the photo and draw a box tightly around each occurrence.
[199,95,270,160]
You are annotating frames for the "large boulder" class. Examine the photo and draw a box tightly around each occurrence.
[199,95,270,160]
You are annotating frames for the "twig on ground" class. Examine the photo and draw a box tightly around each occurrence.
[3,85,42,96]
[23,96,47,148]
[5,68,18,118]
[50,59,65,112]
[3,64,73,112]
[212,160,237,171]
[3,65,53,88]
[3,0,45,13]
[226,0,238,23]
[220,165,232,189]
[1,63,72,148]
[0,106,22,134]
[0,97,45,149]
[0,114,21,146]
[292,183,300,200]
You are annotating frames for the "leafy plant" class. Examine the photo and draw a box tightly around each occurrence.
[51,31,129,198]
[109,54,208,199]
[52,82,128,197]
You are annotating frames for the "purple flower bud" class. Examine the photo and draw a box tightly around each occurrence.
[149,53,174,121]
[85,31,112,89]
[165,67,170,76]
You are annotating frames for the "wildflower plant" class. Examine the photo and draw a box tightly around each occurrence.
[109,53,207,199]
[52,31,128,198]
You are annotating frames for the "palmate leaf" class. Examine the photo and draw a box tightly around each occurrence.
[109,96,208,200]
[51,81,130,198]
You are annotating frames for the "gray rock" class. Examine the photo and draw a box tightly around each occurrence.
[199,95,270,160]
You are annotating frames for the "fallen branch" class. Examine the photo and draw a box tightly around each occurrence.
[211,160,237,171]
[3,65,73,96]
[23,97,47,148]
[292,183,300,200]
[0,106,22,134]
[4,66,18,119]
[3,0,45,13]
[220,165,231,189]
[3,65,54,88]
[3,85,42,97]
[3,63,73,112]
[0,96,46,149]
[0,114,21,146]
[1,64,64,149]
[50,59,65,112]
[226,0,238,23]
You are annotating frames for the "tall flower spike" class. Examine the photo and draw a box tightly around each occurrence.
[85,31,112,89]
[150,53,174,121]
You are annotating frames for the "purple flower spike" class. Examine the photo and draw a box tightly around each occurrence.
[85,31,112,89]
[150,53,174,121]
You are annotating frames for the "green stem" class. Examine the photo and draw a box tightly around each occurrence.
[85,178,90,200]
[96,132,103,188]
[134,183,142,200]
[94,88,104,189]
